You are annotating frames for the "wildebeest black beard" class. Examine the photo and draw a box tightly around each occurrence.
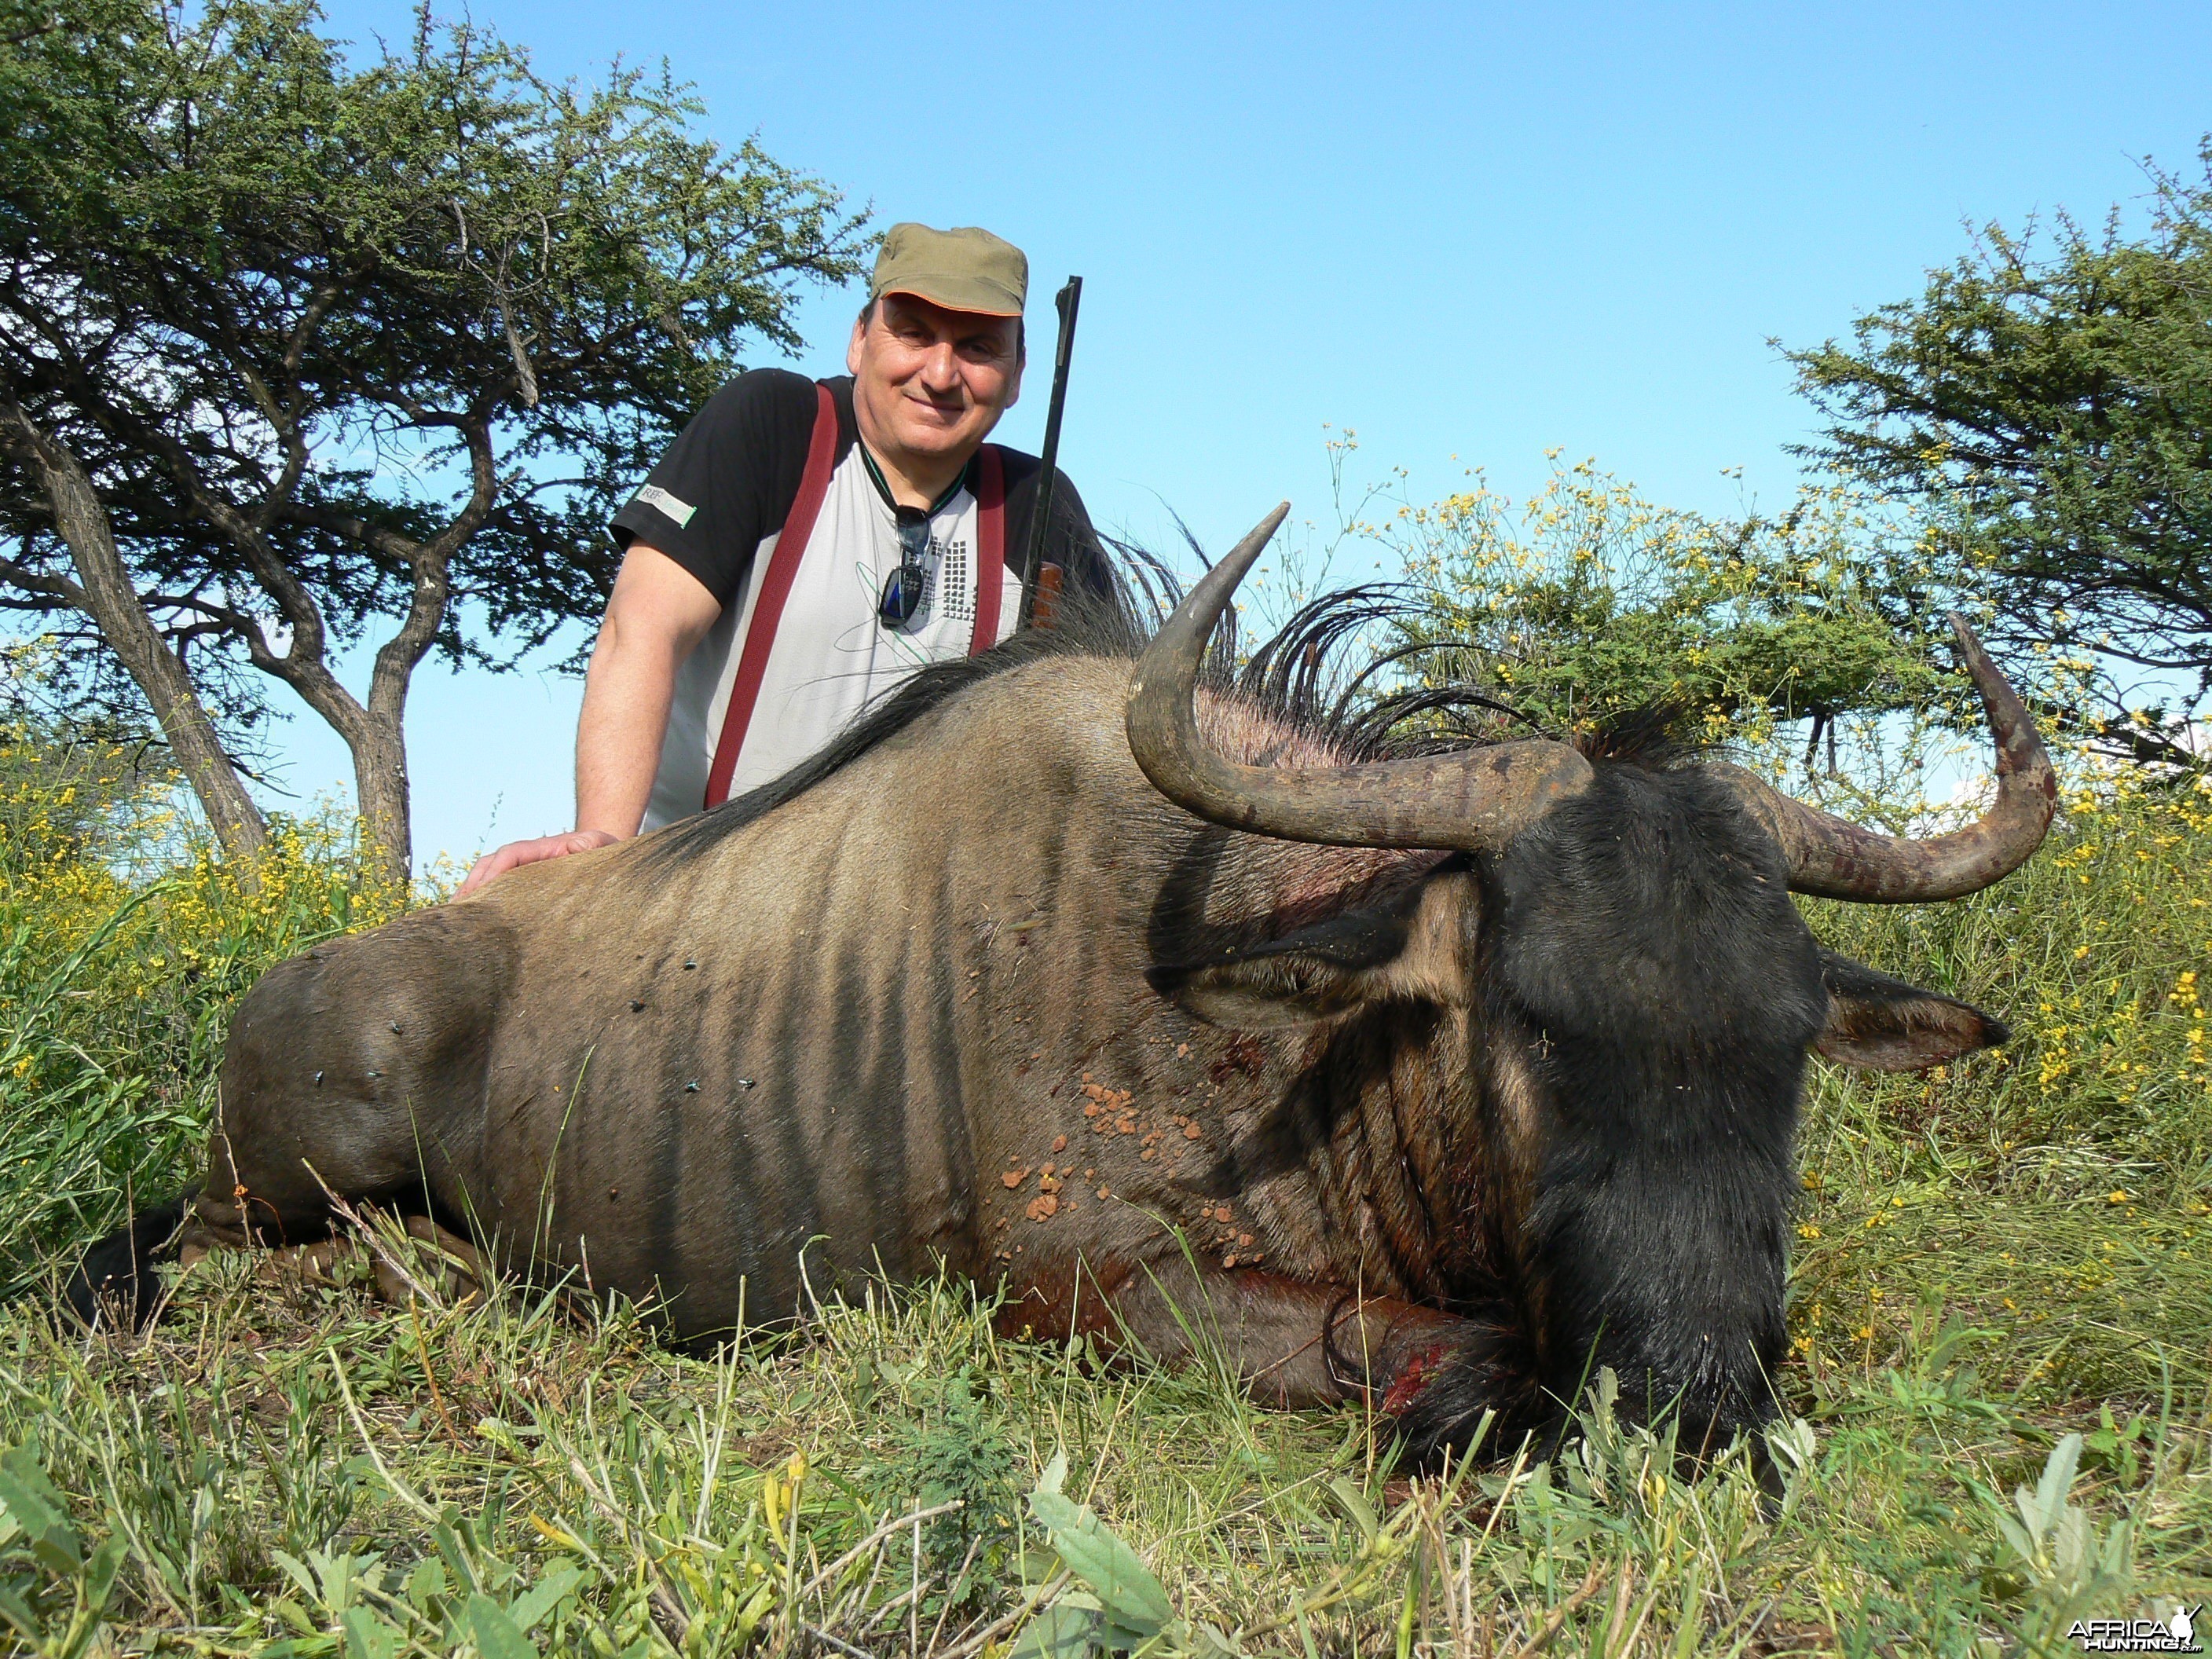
[1393,764,1822,1461]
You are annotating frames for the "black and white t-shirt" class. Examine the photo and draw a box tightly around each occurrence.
[610,371,1108,830]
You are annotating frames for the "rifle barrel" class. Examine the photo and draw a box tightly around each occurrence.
[1022,275,1082,623]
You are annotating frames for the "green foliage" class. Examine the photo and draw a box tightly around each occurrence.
[1979,1433,2136,1623]
[860,1365,1023,1598]
[257,1518,588,1659]
[1785,141,2212,767]
[0,1443,126,1657]
[0,645,171,872]
[0,720,402,1273]
[1020,1450,1176,1657]
[1387,456,1958,757]
[0,0,870,621]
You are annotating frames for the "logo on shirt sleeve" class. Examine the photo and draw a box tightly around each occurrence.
[634,485,697,529]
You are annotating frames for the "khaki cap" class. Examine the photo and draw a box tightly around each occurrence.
[870,222,1027,317]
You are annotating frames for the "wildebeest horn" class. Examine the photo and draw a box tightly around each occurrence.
[1126,504,1595,850]
[1708,617,2056,902]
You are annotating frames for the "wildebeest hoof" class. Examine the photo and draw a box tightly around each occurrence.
[262,1236,370,1291]
[262,1212,486,1308]
[395,1213,488,1306]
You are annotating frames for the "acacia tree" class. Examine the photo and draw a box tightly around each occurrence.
[0,0,870,881]
[1784,145,2212,768]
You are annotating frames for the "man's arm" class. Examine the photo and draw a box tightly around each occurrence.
[573,547,723,837]
[457,547,720,895]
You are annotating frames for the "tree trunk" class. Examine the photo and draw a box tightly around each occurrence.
[215,555,422,892]
[349,712,412,892]
[1,405,269,871]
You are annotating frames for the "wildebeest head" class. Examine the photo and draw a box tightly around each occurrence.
[1126,507,2052,1456]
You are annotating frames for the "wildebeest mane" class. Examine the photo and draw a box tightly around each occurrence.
[635,563,1161,870]
[637,548,1691,870]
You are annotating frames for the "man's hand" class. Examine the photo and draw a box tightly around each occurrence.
[456,829,620,898]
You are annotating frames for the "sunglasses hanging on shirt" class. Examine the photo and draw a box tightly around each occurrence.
[864,445,973,633]
[878,514,932,630]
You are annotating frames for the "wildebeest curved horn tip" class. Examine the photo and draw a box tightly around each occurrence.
[1125,503,1289,710]
[1716,613,2056,902]
[1126,501,1592,852]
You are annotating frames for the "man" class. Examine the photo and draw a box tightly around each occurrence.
[460,223,1105,894]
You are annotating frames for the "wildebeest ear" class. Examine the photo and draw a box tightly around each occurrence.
[1813,949,2009,1073]
[1152,881,1467,1033]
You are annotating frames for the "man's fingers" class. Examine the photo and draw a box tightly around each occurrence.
[456,838,548,897]
[455,830,621,898]
[456,848,511,898]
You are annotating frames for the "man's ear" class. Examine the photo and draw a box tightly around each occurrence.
[1149,878,1466,1034]
[847,311,869,376]
[1813,949,2009,1073]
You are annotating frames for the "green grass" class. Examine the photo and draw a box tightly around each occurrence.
[0,749,2207,1655]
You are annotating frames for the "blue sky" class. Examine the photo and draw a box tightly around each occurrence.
[272,0,2212,870]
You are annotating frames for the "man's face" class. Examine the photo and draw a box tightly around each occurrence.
[847,292,1024,466]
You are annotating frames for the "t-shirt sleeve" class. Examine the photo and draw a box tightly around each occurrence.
[609,368,819,609]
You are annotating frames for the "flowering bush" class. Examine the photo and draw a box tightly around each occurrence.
[0,723,403,1273]
[1386,455,1965,755]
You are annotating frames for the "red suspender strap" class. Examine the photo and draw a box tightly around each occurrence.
[703,382,839,810]
[969,445,1005,656]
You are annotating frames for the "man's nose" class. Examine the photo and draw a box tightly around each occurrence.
[917,339,962,392]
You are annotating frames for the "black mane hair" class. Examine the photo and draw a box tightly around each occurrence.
[635,573,1158,871]
[636,549,1694,872]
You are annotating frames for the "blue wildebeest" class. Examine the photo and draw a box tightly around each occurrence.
[71,507,2053,1463]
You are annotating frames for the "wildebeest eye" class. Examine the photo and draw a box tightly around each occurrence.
[1151,880,1470,1034]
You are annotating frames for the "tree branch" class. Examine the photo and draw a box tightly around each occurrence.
[276,500,423,565]
[366,414,492,726]
[0,394,269,861]
[0,552,86,608]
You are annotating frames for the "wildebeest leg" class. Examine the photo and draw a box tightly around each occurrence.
[61,1196,190,1331]
[1002,1258,1468,1409]
[390,1214,489,1303]
[256,1212,488,1306]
